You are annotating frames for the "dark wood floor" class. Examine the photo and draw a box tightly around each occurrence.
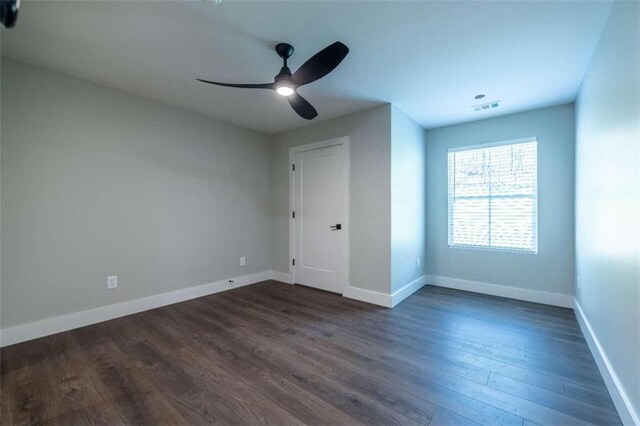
[1,281,620,425]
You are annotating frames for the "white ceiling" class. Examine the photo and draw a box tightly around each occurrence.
[1,0,612,134]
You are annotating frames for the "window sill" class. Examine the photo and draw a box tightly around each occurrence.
[448,244,538,255]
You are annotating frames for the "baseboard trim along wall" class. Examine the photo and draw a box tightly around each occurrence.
[427,275,574,308]
[0,270,280,348]
[343,275,429,308]
[390,275,430,307]
[343,286,393,307]
[573,300,639,426]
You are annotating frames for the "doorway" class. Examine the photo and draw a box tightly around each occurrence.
[289,137,349,294]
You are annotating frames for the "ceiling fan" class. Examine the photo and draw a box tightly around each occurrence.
[197,41,349,120]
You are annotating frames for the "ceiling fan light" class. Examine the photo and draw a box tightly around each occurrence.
[276,85,295,96]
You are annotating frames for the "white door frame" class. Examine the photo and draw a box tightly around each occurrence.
[288,136,350,294]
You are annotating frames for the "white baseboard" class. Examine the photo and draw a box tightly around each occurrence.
[269,270,292,284]
[343,286,392,307]
[390,275,429,307]
[428,275,574,308]
[0,270,272,348]
[343,275,429,308]
[574,300,639,426]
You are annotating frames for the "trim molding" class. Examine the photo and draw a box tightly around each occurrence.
[428,275,574,308]
[574,300,639,426]
[0,270,272,348]
[343,285,392,307]
[343,275,429,308]
[269,271,292,284]
[391,275,429,307]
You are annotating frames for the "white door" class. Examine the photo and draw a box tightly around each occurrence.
[293,144,345,293]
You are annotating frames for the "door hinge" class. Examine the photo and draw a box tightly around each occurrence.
[292,258,295,266]
[292,164,295,171]
[292,211,295,219]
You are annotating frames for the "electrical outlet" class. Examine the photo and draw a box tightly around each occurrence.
[577,275,581,289]
[417,257,421,268]
[240,256,246,267]
[107,275,118,290]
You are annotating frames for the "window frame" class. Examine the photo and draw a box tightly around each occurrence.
[447,137,539,254]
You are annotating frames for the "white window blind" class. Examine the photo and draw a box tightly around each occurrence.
[448,138,537,253]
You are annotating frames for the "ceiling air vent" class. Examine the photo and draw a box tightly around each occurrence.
[472,100,500,112]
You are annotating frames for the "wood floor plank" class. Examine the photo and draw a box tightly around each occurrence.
[487,373,621,425]
[229,292,582,424]
[0,282,620,425]
[74,338,187,425]
[127,340,253,425]
[220,286,616,423]
[154,304,363,425]
[404,296,592,352]
[264,282,590,363]
[428,406,483,426]
[562,379,618,411]
[199,299,439,424]
[221,290,492,383]
[34,336,126,425]
[183,331,364,426]
[212,290,526,425]
[177,299,425,425]
[246,284,605,390]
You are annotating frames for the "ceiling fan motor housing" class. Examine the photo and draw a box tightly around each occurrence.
[275,43,294,60]
[275,66,292,83]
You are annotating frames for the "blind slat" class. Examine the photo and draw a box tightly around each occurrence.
[448,140,537,253]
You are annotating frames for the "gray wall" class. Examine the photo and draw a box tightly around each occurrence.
[270,105,392,294]
[390,106,427,293]
[575,0,639,419]
[1,60,272,327]
[425,104,575,295]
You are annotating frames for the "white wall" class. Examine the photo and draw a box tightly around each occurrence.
[391,107,427,293]
[1,60,272,328]
[270,105,392,294]
[425,104,576,296]
[575,1,640,422]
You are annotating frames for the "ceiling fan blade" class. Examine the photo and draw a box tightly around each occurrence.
[287,92,318,120]
[196,79,274,89]
[291,42,349,86]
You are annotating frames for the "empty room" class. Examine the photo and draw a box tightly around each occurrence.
[0,0,638,425]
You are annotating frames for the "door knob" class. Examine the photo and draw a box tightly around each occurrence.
[330,224,342,230]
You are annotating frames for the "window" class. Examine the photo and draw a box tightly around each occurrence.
[448,138,537,253]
